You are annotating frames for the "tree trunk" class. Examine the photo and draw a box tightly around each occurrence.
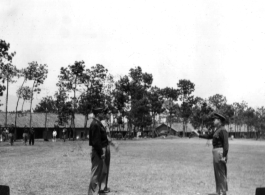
[15,78,26,141]
[21,100,25,112]
[152,114,156,137]
[29,82,35,128]
[84,113,88,139]
[70,112,75,140]
[5,80,9,127]
[182,121,185,137]
[44,110,49,141]
[72,78,77,141]
[45,110,48,129]
[169,113,172,136]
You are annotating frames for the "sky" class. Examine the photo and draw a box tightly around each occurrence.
[1,0,265,111]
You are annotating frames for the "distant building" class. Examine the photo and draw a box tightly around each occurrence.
[155,122,195,136]
[155,123,178,136]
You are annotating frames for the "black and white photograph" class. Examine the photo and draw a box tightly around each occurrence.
[1,1,265,195]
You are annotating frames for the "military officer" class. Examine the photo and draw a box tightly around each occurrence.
[88,107,109,195]
[193,112,229,195]
[29,127,35,146]
[23,125,29,145]
[99,110,119,194]
[9,124,15,146]
[62,127,67,142]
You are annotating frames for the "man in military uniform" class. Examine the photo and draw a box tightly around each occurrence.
[193,112,229,195]
[88,107,109,195]
[62,126,67,142]
[23,125,29,145]
[29,127,35,146]
[99,111,119,194]
[9,124,15,146]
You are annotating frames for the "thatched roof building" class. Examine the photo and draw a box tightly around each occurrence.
[0,112,88,128]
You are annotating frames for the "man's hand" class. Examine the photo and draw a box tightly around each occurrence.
[220,157,227,163]
[192,130,200,136]
[101,153,105,159]
[114,143,119,152]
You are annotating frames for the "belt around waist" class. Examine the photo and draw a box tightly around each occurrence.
[92,146,108,149]
[213,146,223,149]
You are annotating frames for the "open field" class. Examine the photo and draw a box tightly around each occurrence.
[1,138,265,195]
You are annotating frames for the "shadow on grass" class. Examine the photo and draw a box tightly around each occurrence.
[99,189,118,195]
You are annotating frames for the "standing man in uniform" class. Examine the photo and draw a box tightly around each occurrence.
[193,112,229,195]
[53,127,57,142]
[23,125,29,145]
[29,127,35,146]
[9,124,15,146]
[62,126,67,142]
[99,111,119,194]
[88,107,109,195]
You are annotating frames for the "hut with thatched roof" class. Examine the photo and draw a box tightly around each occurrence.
[0,112,91,140]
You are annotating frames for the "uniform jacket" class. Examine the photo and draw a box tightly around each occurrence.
[199,126,229,157]
[89,118,108,156]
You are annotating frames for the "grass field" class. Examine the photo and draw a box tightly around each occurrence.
[1,137,265,195]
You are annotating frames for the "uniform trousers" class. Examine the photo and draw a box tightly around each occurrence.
[212,148,228,194]
[9,133,14,145]
[23,133,28,144]
[29,135,34,145]
[100,145,110,190]
[88,148,104,195]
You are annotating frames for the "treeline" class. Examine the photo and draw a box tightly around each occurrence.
[1,39,264,139]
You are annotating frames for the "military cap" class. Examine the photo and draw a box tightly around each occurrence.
[92,107,104,115]
[212,112,226,122]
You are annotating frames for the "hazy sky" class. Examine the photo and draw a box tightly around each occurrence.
[1,0,265,111]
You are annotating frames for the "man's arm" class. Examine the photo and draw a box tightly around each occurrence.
[90,122,103,156]
[220,129,229,158]
[199,132,213,139]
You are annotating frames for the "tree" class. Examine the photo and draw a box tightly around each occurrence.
[128,67,153,132]
[208,94,227,110]
[113,75,130,113]
[1,63,18,126]
[102,73,115,109]
[78,64,111,138]
[131,97,152,132]
[190,97,214,131]
[219,103,234,129]
[26,61,48,128]
[34,96,57,113]
[232,101,248,136]
[177,79,195,137]
[0,78,5,107]
[55,83,72,126]
[17,86,32,112]
[34,96,57,133]
[255,107,265,139]
[13,86,32,138]
[233,101,248,136]
[114,67,153,134]
[160,87,179,134]
[14,68,30,133]
[243,107,256,138]
[0,40,15,106]
[148,86,165,137]
[57,61,85,140]
[112,85,129,132]
[0,39,16,126]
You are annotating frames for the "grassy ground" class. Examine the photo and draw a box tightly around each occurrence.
[1,137,265,195]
